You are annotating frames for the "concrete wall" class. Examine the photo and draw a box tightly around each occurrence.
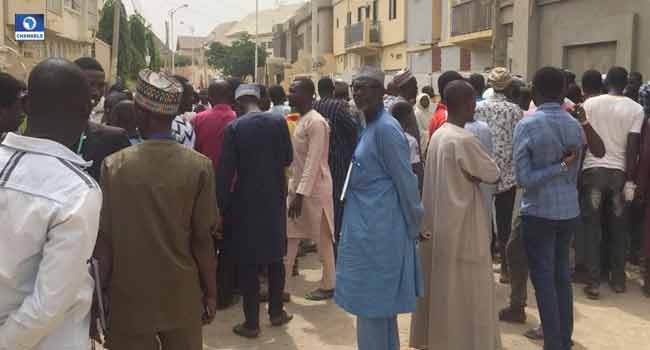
[408,49,431,74]
[381,42,407,71]
[511,0,650,79]
[332,0,346,56]
[380,0,407,46]
[317,6,334,54]
[407,0,432,45]
[95,38,111,79]
[441,45,460,71]
[470,47,491,73]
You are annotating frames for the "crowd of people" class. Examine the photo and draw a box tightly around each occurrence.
[0,55,649,350]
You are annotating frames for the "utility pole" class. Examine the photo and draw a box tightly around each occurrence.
[169,4,189,75]
[111,0,121,84]
[254,0,259,83]
[171,11,176,74]
[165,21,170,71]
[311,0,318,77]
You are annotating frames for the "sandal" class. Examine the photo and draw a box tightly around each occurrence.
[305,288,334,301]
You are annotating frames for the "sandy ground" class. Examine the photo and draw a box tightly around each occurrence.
[195,253,650,350]
[97,252,649,350]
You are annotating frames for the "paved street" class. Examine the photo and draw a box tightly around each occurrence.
[195,253,650,350]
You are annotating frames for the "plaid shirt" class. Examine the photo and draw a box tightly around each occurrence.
[513,103,583,220]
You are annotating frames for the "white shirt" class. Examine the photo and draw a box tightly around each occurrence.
[0,133,101,350]
[405,133,421,164]
[583,94,645,171]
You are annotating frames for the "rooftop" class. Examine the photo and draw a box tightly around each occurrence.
[225,2,304,38]
[176,36,208,51]
[206,21,238,44]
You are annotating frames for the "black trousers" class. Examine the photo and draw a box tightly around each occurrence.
[216,247,237,307]
[239,261,285,330]
[495,186,517,275]
[581,168,628,287]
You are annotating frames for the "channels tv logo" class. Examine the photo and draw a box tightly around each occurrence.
[15,14,45,41]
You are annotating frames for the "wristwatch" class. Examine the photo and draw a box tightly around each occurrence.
[560,161,569,172]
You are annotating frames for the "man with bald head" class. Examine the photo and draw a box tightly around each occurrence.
[0,58,101,350]
[192,81,238,309]
[411,80,501,350]
[193,80,237,171]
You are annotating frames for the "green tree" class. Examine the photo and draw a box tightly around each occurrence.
[206,34,268,79]
[97,1,162,79]
[97,0,133,79]
[128,14,147,75]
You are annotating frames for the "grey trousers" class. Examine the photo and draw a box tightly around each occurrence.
[507,216,529,309]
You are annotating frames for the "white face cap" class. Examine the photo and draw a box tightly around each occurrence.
[235,84,261,100]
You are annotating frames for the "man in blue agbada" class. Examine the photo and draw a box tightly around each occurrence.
[335,66,424,350]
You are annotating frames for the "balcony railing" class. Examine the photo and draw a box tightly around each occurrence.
[451,0,494,37]
[345,21,381,49]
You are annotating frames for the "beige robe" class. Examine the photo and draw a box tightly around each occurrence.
[410,123,501,350]
[287,109,335,239]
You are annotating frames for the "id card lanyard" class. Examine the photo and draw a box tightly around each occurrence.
[75,132,87,155]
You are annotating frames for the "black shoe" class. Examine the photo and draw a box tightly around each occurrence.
[523,326,543,340]
[305,288,334,301]
[498,306,526,324]
[233,323,260,338]
[583,285,600,300]
[270,311,294,327]
[499,272,510,284]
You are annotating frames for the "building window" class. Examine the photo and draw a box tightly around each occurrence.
[347,12,352,26]
[389,0,397,20]
[357,7,362,22]
[317,24,320,43]
[47,0,63,13]
[336,18,339,28]
[64,0,81,12]
[372,1,378,21]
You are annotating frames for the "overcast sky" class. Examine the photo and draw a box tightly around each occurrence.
[123,0,301,42]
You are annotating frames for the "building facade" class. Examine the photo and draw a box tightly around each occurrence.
[497,0,650,80]
[437,0,494,74]
[271,0,335,87]
[333,0,409,81]
[1,0,101,80]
